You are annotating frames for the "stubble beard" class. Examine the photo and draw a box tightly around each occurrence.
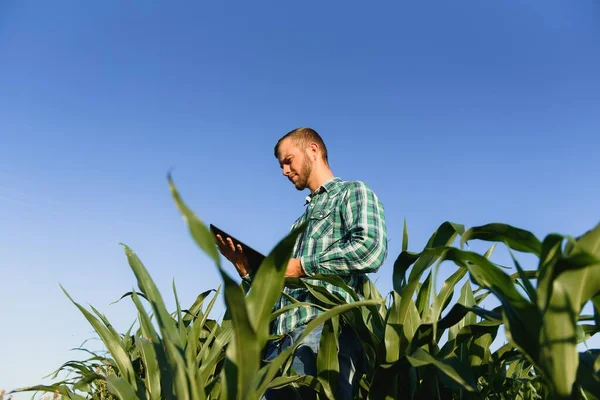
[294,156,313,191]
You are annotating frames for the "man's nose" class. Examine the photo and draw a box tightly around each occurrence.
[282,165,291,176]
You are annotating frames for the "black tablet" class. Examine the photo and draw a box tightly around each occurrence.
[209,224,266,272]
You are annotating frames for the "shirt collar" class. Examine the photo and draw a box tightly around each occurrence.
[304,177,342,205]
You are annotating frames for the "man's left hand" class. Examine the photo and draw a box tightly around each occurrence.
[285,258,306,278]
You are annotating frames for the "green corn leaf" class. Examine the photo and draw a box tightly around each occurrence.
[577,324,599,344]
[106,375,140,400]
[270,301,328,321]
[431,267,467,340]
[220,270,259,400]
[444,248,527,305]
[539,281,579,398]
[407,347,477,392]
[404,297,422,344]
[461,223,542,256]
[130,290,173,400]
[509,249,537,304]
[221,226,305,399]
[89,304,119,338]
[448,280,476,342]
[173,280,186,342]
[195,318,219,367]
[187,287,221,368]
[577,350,600,398]
[422,247,543,368]
[344,307,383,368]
[469,332,494,367]
[183,288,217,324]
[358,280,387,338]
[385,279,421,362]
[474,291,491,305]
[483,243,497,259]
[415,272,432,320]
[122,246,190,400]
[393,222,464,292]
[301,274,361,302]
[60,285,138,391]
[439,304,501,329]
[197,326,232,391]
[11,384,88,400]
[246,224,306,346]
[110,291,148,305]
[593,294,600,329]
[537,234,566,311]
[135,336,162,400]
[295,279,345,307]
[552,224,600,313]
[384,291,403,363]
[369,361,415,400]
[402,218,409,252]
[439,321,500,360]
[168,176,276,399]
[72,373,106,391]
[316,317,340,400]
[392,251,420,292]
[267,375,322,396]
[168,174,220,266]
[408,222,465,283]
[43,360,100,381]
[406,323,434,355]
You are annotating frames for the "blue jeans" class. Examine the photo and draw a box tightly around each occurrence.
[263,322,362,399]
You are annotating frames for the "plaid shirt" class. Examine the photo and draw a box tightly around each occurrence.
[271,177,388,336]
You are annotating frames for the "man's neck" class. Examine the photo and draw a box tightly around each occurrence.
[308,168,334,193]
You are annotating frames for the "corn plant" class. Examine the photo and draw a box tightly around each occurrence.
[12,178,600,399]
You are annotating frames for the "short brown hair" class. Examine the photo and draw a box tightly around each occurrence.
[274,127,329,164]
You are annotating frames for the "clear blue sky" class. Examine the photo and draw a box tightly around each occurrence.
[1,0,599,395]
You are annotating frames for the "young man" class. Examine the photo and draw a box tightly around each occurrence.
[216,127,388,399]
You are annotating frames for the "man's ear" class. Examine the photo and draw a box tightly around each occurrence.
[308,142,320,161]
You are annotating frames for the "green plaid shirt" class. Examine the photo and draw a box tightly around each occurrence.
[272,177,388,335]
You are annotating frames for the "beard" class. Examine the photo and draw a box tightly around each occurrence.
[293,155,313,191]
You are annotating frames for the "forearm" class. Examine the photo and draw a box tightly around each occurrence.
[300,231,387,275]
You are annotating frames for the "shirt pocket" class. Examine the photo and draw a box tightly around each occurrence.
[308,208,334,239]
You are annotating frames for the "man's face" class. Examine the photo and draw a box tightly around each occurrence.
[277,138,313,191]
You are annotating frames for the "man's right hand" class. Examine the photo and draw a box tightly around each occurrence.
[215,234,251,278]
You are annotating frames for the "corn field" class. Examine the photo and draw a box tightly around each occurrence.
[13,177,600,399]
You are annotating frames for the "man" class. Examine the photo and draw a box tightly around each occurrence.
[216,127,387,399]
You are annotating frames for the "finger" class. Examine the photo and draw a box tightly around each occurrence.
[226,237,236,252]
[236,244,244,254]
[215,234,227,250]
[215,235,234,258]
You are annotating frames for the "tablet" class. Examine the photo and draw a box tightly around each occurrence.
[210,224,266,272]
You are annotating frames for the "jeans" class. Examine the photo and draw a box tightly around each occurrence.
[263,322,362,399]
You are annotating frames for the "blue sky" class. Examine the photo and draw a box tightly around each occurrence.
[1,0,599,395]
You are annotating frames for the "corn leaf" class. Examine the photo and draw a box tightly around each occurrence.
[461,223,542,256]
[407,347,477,392]
[60,285,138,391]
[539,281,579,397]
[122,246,191,400]
[316,317,340,399]
[107,375,140,400]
